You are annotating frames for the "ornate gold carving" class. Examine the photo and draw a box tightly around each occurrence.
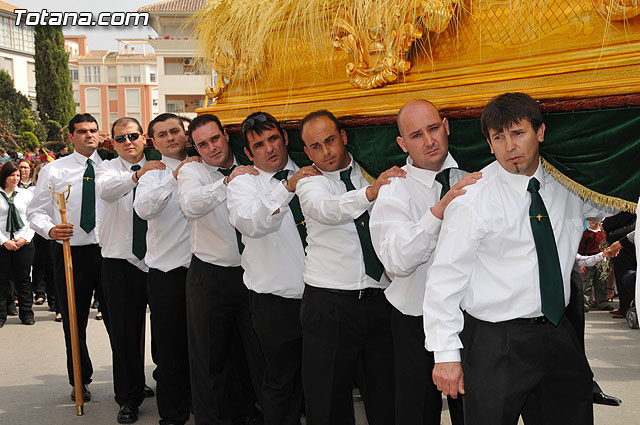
[593,0,640,21]
[332,1,460,90]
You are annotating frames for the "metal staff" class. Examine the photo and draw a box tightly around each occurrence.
[51,185,84,416]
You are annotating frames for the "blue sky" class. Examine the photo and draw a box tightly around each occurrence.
[19,0,158,51]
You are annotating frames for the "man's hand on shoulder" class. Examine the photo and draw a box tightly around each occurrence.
[366,166,406,201]
[226,165,258,185]
[173,156,202,180]
[431,171,482,220]
[135,160,166,182]
[49,223,73,241]
[287,165,322,192]
[433,361,465,399]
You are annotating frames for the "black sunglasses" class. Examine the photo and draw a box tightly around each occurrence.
[114,133,140,143]
[241,114,268,134]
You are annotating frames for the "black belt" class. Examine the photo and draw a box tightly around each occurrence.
[511,316,550,325]
[312,286,384,300]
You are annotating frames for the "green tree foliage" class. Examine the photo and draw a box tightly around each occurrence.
[45,119,63,142]
[0,70,31,134]
[19,108,39,150]
[34,25,75,128]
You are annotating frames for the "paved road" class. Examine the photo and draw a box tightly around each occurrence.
[0,302,638,425]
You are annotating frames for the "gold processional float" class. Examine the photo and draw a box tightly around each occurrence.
[192,0,640,211]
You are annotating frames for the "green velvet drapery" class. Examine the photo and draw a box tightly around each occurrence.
[227,106,640,211]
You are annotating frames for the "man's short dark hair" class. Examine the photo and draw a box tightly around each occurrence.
[111,117,143,137]
[299,110,341,144]
[0,161,18,189]
[189,114,224,140]
[480,92,543,140]
[240,112,285,153]
[147,113,184,138]
[69,113,98,134]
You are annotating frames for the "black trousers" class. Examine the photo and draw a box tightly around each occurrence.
[32,233,56,309]
[391,307,464,425]
[148,267,191,425]
[0,243,34,322]
[102,257,149,407]
[53,243,108,386]
[460,314,593,425]
[301,284,395,425]
[251,292,303,425]
[186,255,264,425]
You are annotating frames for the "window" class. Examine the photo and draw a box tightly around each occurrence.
[125,89,140,108]
[166,101,184,113]
[108,66,117,84]
[27,62,35,96]
[108,88,118,101]
[84,66,91,83]
[132,66,141,83]
[0,17,10,49]
[150,66,156,82]
[10,23,22,51]
[93,66,101,83]
[109,113,118,126]
[73,90,80,108]
[128,112,141,122]
[0,57,14,80]
[122,65,131,82]
[85,88,100,107]
[69,68,79,81]
[23,27,34,53]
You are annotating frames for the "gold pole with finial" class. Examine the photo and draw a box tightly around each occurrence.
[50,185,84,416]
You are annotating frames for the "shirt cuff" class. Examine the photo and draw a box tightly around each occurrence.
[434,349,461,363]
[271,180,295,210]
[356,186,373,207]
[418,208,442,235]
[42,223,55,240]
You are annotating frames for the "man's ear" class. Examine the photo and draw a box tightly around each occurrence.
[486,138,494,154]
[147,134,158,151]
[537,123,546,143]
[396,136,408,153]
[443,117,450,136]
[283,130,289,147]
[244,147,254,162]
[340,129,348,146]
[303,145,311,161]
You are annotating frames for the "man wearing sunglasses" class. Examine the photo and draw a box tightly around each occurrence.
[133,113,201,425]
[96,117,165,424]
[177,114,265,425]
[225,112,320,425]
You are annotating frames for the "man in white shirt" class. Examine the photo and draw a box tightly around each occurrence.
[370,100,480,425]
[424,93,614,424]
[227,112,319,425]
[96,117,165,424]
[178,114,264,425]
[134,113,201,425]
[296,110,404,425]
[28,113,107,402]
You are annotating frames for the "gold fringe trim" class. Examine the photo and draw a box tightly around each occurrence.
[540,157,637,213]
[360,167,376,185]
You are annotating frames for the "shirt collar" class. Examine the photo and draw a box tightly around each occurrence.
[71,150,100,166]
[257,157,297,180]
[203,156,238,174]
[162,156,183,171]
[405,153,458,188]
[118,155,146,170]
[322,154,356,181]
[497,159,544,198]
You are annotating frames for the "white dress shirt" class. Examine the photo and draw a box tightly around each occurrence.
[423,160,615,363]
[370,154,465,316]
[575,252,604,267]
[134,156,191,272]
[96,156,147,271]
[635,196,639,308]
[28,151,103,246]
[0,187,34,244]
[296,155,390,290]
[177,158,241,267]
[227,158,305,298]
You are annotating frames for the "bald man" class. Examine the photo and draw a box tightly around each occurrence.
[370,99,479,425]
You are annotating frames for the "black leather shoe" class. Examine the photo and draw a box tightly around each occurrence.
[70,385,91,402]
[0,320,5,328]
[22,317,35,325]
[7,303,17,316]
[117,405,139,424]
[143,384,155,398]
[592,381,622,406]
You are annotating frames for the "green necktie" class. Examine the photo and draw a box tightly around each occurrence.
[131,165,147,260]
[435,168,451,200]
[339,167,384,281]
[219,166,245,254]
[273,169,308,250]
[527,177,565,325]
[1,191,24,238]
[80,158,96,233]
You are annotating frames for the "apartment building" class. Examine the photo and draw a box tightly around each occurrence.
[0,0,35,103]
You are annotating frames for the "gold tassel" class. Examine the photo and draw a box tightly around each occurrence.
[541,157,637,213]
